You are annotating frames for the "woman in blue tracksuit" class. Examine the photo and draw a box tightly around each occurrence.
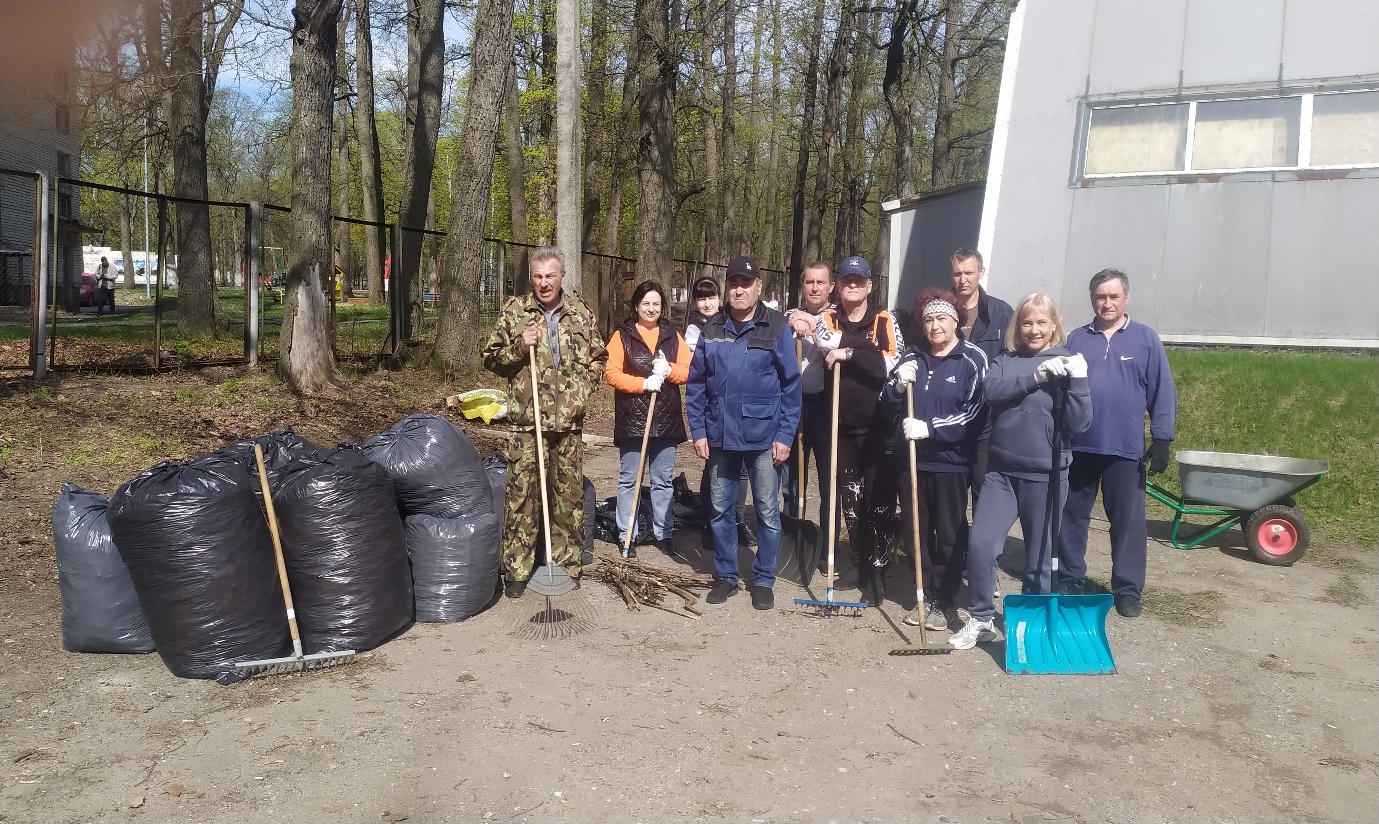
[949,292,1093,650]
[883,289,989,631]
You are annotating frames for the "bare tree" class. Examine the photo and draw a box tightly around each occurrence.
[432,0,514,367]
[169,0,219,336]
[503,62,530,291]
[353,0,387,306]
[334,0,353,298]
[804,7,853,265]
[395,0,443,339]
[280,0,345,393]
[717,0,738,261]
[787,0,824,303]
[555,0,582,293]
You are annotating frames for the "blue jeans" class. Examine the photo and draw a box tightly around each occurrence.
[616,437,678,543]
[707,448,782,587]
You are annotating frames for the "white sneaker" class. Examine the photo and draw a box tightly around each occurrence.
[948,617,997,650]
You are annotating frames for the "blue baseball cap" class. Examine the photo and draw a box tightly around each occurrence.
[838,255,871,279]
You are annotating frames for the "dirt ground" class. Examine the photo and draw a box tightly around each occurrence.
[3,368,1377,824]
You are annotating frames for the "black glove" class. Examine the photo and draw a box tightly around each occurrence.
[1144,438,1171,475]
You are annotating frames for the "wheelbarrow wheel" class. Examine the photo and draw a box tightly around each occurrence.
[1244,504,1310,566]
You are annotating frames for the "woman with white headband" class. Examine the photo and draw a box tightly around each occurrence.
[883,288,990,629]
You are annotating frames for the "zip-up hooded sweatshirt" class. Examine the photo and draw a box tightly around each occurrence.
[816,306,903,437]
[881,338,988,473]
[983,345,1093,480]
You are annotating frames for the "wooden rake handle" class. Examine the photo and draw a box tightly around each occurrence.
[254,443,303,654]
[906,385,929,644]
[623,390,659,553]
[529,344,557,569]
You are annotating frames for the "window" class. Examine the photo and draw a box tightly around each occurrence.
[1085,104,1188,174]
[1081,88,1379,178]
[1192,97,1300,170]
[1311,91,1379,166]
[56,104,69,134]
[56,152,70,177]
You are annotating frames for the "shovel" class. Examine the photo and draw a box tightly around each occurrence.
[776,338,822,587]
[1003,378,1115,674]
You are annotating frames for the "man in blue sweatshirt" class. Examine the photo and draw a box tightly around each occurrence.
[687,255,802,611]
[1056,269,1177,618]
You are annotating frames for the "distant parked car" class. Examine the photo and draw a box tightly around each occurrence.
[79,273,97,306]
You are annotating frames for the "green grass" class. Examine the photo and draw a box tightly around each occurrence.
[1160,348,1379,550]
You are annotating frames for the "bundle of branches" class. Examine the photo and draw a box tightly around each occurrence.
[586,551,716,619]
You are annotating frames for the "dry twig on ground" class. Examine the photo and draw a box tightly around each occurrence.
[586,551,715,618]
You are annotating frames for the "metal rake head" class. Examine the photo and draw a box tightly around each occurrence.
[509,593,597,641]
[793,597,868,617]
[888,646,952,656]
[231,649,357,679]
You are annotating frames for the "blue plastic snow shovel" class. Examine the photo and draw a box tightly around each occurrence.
[1003,378,1115,675]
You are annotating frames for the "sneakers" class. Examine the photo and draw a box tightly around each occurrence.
[620,545,638,560]
[706,579,738,604]
[737,522,757,548]
[655,537,677,557]
[504,579,528,599]
[903,602,949,631]
[751,586,774,610]
[1115,594,1142,618]
[948,617,998,649]
[1056,578,1084,596]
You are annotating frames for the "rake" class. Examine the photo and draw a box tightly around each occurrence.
[510,343,596,641]
[889,384,951,656]
[795,365,868,616]
[232,443,357,678]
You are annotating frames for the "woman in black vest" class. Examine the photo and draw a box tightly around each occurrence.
[605,280,691,557]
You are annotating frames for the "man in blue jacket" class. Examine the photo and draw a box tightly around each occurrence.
[1056,269,1177,618]
[687,255,802,610]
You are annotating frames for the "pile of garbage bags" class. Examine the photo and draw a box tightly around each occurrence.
[55,415,504,682]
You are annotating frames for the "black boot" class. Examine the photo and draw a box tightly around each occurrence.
[865,564,886,607]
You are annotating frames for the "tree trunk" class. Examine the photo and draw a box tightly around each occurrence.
[503,63,530,294]
[600,29,638,258]
[634,0,679,285]
[883,1,933,201]
[432,0,514,367]
[170,0,218,336]
[738,0,764,259]
[757,0,782,270]
[717,0,737,261]
[555,0,582,294]
[335,1,353,298]
[580,0,609,253]
[354,0,387,306]
[805,7,851,266]
[787,0,824,302]
[932,0,961,190]
[696,0,719,262]
[280,0,344,394]
[834,8,872,262]
[119,193,136,289]
[398,0,443,338]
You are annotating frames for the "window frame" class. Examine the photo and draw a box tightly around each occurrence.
[1074,82,1379,183]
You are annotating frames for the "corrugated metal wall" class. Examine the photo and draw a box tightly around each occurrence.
[982,0,1379,347]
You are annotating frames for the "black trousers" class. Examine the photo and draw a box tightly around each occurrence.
[834,428,898,567]
[899,468,969,605]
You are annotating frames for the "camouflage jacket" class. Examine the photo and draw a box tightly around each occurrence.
[482,291,607,432]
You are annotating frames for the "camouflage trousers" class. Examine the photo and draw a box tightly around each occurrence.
[503,428,585,581]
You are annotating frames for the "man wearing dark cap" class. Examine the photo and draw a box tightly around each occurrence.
[686,255,802,610]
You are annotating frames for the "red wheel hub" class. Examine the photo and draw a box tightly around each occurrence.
[1256,518,1299,555]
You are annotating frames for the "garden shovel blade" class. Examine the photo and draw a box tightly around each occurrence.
[1003,593,1116,675]
[776,512,822,588]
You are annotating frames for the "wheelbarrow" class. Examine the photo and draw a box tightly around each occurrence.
[1145,450,1329,566]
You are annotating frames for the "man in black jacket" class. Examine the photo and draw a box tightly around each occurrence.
[948,248,1012,498]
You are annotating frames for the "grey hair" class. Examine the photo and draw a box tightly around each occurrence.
[1089,268,1129,295]
[529,245,567,274]
[951,247,984,269]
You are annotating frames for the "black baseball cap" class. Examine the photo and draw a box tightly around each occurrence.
[725,256,760,280]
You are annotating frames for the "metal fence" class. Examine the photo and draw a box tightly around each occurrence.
[0,170,791,378]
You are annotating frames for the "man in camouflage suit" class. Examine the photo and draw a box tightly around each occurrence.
[483,246,607,597]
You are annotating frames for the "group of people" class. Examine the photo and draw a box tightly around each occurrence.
[483,244,1177,650]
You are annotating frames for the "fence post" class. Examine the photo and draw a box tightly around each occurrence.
[32,172,49,380]
[154,196,167,369]
[245,202,262,366]
[389,222,404,349]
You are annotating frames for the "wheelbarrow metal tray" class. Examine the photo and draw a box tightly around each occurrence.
[1176,451,1329,511]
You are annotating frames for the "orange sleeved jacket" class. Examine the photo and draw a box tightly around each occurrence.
[605,324,691,394]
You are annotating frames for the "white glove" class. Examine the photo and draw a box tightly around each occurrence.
[642,374,664,393]
[1063,353,1088,379]
[815,327,842,352]
[902,418,930,440]
[651,351,671,378]
[894,360,920,389]
[1034,356,1068,384]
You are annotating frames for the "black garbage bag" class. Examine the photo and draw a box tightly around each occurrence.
[594,491,654,546]
[214,427,324,497]
[52,483,155,654]
[405,511,501,622]
[362,414,492,518]
[273,448,413,652]
[108,457,289,680]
